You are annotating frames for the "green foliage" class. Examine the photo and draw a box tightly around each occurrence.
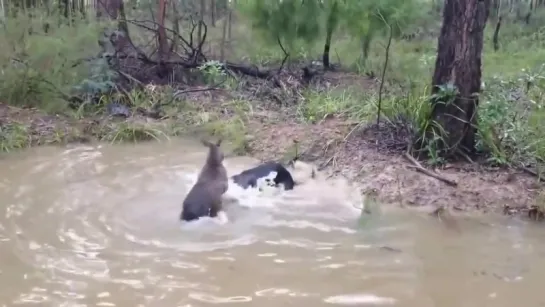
[0,123,30,153]
[72,58,118,101]
[239,0,424,66]
[0,9,108,113]
[239,0,322,53]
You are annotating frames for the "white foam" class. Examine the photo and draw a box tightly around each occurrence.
[181,169,284,212]
[224,177,283,209]
[323,294,397,305]
[180,164,364,221]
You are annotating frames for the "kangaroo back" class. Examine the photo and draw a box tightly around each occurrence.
[181,139,229,221]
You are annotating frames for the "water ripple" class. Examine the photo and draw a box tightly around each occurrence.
[2,143,538,306]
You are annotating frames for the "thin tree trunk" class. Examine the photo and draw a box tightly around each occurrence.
[361,32,373,63]
[220,6,228,61]
[198,0,205,41]
[156,0,169,60]
[227,5,232,39]
[423,0,491,157]
[0,0,5,20]
[493,16,502,51]
[80,0,85,17]
[210,0,215,26]
[322,0,339,69]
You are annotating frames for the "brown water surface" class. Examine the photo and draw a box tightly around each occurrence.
[0,141,543,306]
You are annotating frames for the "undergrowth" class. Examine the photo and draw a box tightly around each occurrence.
[2,6,545,173]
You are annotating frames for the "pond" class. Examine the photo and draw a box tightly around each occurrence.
[0,141,543,306]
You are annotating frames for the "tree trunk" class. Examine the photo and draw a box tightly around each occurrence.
[96,0,141,58]
[492,16,502,51]
[96,0,121,19]
[220,6,228,61]
[227,4,232,39]
[198,0,205,41]
[210,0,216,26]
[322,0,339,69]
[360,32,373,64]
[424,0,491,158]
[156,0,169,60]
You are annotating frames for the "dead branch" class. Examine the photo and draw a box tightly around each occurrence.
[193,20,208,64]
[276,36,290,73]
[519,165,545,182]
[403,152,458,187]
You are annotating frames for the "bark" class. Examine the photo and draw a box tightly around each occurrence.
[156,0,169,60]
[227,6,232,39]
[95,0,140,58]
[425,0,491,157]
[210,0,216,26]
[492,16,502,51]
[322,0,338,69]
[220,6,228,61]
[198,0,205,41]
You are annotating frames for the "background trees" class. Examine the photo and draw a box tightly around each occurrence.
[1,0,545,166]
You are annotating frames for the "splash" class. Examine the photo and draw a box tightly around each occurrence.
[181,163,364,220]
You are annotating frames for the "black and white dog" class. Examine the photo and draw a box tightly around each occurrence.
[230,158,317,191]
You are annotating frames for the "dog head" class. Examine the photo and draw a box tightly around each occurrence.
[286,158,317,185]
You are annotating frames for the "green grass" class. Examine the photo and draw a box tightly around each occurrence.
[0,123,31,152]
[219,9,545,167]
[0,10,251,154]
[2,6,545,169]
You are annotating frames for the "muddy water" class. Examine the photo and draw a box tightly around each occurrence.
[0,141,544,306]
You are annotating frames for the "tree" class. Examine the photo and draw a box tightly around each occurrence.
[322,0,340,69]
[424,0,491,158]
[240,0,322,62]
[342,0,421,65]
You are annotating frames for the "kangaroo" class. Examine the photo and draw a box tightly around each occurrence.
[180,139,229,222]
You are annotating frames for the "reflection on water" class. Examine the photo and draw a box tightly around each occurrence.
[0,141,545,306]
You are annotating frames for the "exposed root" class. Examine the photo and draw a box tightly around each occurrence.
[519,165,545,182]
[403,152,458,187]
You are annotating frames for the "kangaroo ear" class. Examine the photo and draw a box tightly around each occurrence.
[215,139,223,147]
[201,139,212,147]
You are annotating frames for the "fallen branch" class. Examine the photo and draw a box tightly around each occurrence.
[173,83,225,97]
[519,165,545,182]
[403,152,458,187]
[152,78,227,110]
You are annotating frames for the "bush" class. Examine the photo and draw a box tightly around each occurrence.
[0,10,108,113]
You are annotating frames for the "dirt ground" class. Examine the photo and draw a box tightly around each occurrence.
[0,69,541,219]
[244,109,539,216]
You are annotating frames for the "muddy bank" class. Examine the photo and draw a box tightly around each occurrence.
[243,110,539,216]
[0,98,539,219]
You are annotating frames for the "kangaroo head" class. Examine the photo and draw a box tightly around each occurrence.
[201,138,224,166]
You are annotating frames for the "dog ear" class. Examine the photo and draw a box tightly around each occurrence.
[286,156,298,167]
